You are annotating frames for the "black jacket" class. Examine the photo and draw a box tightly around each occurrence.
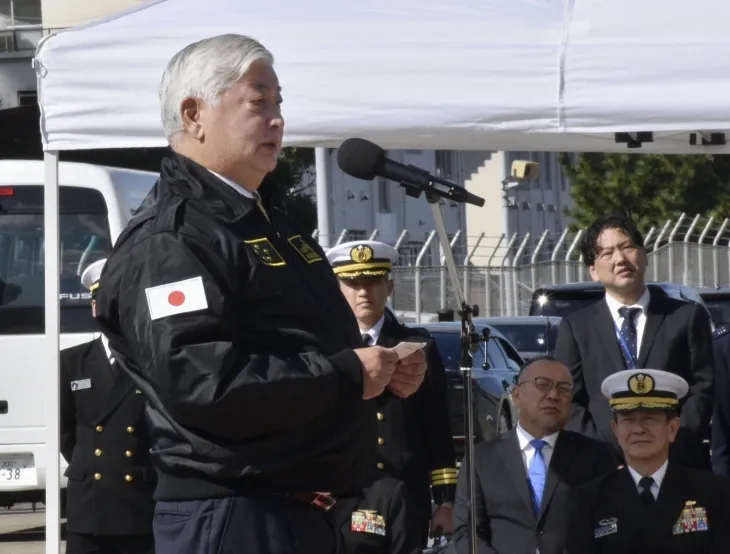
[555,292,714,470]
[335,475,422,554]
[567,463,730,554]
[94,150,373,500]
[373,310,457,521]
[60,338,156,535]
[711,328,730,477]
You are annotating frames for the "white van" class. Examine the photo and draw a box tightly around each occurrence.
[0,159,158,507]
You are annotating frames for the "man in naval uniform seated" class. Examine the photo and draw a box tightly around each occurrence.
[60,259,156,554]
[567,368,730,554]
[326,240,457,549]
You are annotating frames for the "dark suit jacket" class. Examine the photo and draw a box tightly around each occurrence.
[711,331,730,477]
[373,309,457,524]
[555,292,714,470]
[567,462,730,554]
[60,338,156,535]
[453,429,617,554]
[335,475,422,554]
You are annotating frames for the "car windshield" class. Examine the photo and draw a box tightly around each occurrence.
[489,323,559,354]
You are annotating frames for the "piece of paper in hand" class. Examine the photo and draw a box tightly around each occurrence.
[391,341,427,360]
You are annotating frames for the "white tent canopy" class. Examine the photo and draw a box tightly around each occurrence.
[35,0,730,154]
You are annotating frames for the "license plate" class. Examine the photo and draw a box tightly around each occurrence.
[0,454,37,487]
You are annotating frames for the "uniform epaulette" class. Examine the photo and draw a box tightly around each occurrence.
[713,325,730,341]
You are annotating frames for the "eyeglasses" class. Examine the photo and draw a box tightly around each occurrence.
[518,376,574,396]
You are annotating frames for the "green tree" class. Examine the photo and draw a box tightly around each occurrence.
[559,153,730,232]
[266,147,317,233]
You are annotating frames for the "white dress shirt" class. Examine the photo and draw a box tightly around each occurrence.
[515,424,559,474]
[361,315,386,345]
[627,459,668,500]
[605,287,651,358]
[208,169,255,199]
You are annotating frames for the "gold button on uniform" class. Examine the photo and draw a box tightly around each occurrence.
[94,449,102,457]
[376,412,384,421]
[376,462,384,470]
[126,426,134,434]
[94,473,102,481]
[125,475,133,483]
[377,438,384,445]
[96,425,103,433]
[125,450,133,458]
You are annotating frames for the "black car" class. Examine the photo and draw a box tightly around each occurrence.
[412,322,523,460]
[698,287,730,328]
[528,282,710,323]
[474,315,561,361]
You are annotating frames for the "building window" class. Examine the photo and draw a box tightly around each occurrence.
[348,230,367,241]
[435,150,454,179]
[17,91,37,106]
[378,178,390,213]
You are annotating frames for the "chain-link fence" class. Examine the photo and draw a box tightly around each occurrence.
[316,213,730,322]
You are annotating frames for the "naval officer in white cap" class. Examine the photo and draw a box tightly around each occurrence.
[61,259,156,554]
[326,240,457,548]
[567,369,730,554]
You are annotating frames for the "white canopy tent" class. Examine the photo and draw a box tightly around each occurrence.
[33,0,730,552]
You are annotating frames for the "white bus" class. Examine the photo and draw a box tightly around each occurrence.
[0,159,158,507]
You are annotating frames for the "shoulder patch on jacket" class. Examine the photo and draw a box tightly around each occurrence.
[145,277,208,320]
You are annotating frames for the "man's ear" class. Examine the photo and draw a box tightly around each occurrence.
[387,278,394,296]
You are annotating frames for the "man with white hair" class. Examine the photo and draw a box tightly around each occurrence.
[93,34,427,554]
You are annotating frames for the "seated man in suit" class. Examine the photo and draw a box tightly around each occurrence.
[568,369,730,554]
[452,356,616,554]
[555,215,714,470]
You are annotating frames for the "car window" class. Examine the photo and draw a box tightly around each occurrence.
[431,332,488,370]
[486,338,508,368]
[495,337,523,370]
[529,290,603,317]
[489,323,556,355]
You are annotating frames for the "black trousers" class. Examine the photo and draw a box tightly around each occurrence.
[153,493,338,554]
[66,531,155,554]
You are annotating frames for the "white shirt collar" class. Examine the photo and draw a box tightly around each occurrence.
[605,286,650,318]
[515,423,559,451]
[627,458,669,491]
[98,333,114,363]
[361,314,386,345]
[208,169,255,199]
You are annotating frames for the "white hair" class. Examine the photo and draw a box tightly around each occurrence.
[159,34,274,139]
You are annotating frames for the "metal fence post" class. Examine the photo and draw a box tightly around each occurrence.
[463,232,485,305]
[312,229,319,239]
[334,229,348,246]
[415,231,437,323]
[667,214,685,283]
[394,229,409,251]
[440,230,461,309]
[550,229,569,285]
[697,217,714,289]
[713,219,728,287]
[500,234,518,317]
[511,233,531,316]
[653,219,672,282]
[530,230,549,290]
[683,215,700,285]
[565,230,583,283]
[369,229,379,240]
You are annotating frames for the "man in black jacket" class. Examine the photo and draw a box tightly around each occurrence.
[555,215,714,470]
[327,240,457,548]
[93,34,427,554]
[61,259,156,554]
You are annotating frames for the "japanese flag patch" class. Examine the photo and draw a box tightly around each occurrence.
[145,276,208,321]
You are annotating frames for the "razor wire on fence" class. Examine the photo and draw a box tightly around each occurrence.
[313,213,730,322]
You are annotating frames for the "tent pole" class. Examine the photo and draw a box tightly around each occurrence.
[44,150,61,554]
[315,147,331,248]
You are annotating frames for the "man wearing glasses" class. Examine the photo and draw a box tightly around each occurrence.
[452,356,616,554]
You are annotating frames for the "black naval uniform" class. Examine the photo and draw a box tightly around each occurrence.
[60,338,156,554]
[711,325,730,477]
[369,308,457,546]
[567,462,730,554]
[336,474,422,554]
[93,151,373,554]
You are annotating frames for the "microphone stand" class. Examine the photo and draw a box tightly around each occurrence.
[409,185,486,554]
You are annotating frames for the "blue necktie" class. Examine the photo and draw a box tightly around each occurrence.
[618,307,641,368]
[528,439,547,515]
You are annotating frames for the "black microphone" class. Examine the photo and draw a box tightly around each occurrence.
[336,138,486,207]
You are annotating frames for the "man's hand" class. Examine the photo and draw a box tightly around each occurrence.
[354,347,400,400]
[387,349,427,398]
[430,505,454,538]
